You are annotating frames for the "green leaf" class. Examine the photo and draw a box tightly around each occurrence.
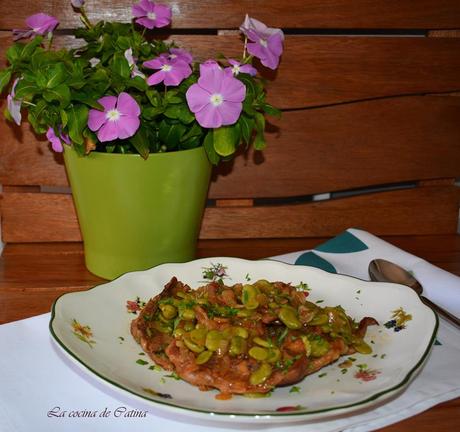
[45,63,67,89]
[43,84,71,108]
[181,122,203,141]
[128,76,148,91]
[146,89,161,107]
[67,104,89,145]
[203,131,220,165]
[60,110,68,128]
[263,103,281,118]
[142,106,164,120]
[129,125,150,160]
[116,36,131,50]
[6,44,22,64]
[14,80,39,99]
[254,112,265,133]
[22,36,43,59]
[111,53,130,79]
[71,93,103,110]
[0,68,12,94]
[254,130,266,150]
[213,125,239,157]
[158,120,186,148]
[238,115,255,144]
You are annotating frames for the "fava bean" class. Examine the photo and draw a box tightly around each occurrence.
[205,330,223,351]
[182,309,196,320]
[278,306,302,329]
[308,313,329,326]
[159,304,177,320]
[249,363,272,385]
[266,348,281,363]
[253,337,271,348]
[183,336,204,353]
[196,350,213,365]
[242,284,259,310]
[229,336,247,356]
[352,339,372,354]
[249,346,269,361]
[190,328,207,345]
[232,327,249,339]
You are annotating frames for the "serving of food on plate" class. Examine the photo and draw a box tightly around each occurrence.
[50,257,437,422]
[131,277,378,398]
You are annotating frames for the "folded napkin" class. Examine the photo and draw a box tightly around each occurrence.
[275,228,460,317]
[1,229,460,432]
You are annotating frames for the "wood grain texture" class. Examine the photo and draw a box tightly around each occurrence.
[2,185,459,242]
[1,0,460,30]
[2,34,460,108]
[2,97,460,198]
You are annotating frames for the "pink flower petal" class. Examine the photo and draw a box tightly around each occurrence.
[144,57,164,70]
[117,116,140,139]
[195,104,223,129]
[221,75,246,102]
[132,4,147,18]
[98,95,117,111]
[46,127,63,152]
[135,17,155,29]
[147,70,166,86]
[97,121,120,142]
[186,84,212,113]
[217,101,242,126]
[117,92,140,117]
[88,109,108,132]
[198,67,225,94]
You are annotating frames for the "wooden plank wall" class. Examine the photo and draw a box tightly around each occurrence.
[1,1,460,241]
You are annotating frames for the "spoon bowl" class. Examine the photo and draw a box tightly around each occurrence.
[368,258,460,328]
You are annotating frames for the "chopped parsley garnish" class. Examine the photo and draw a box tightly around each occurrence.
[136,359,148,365]
[289,386,301,393]
[316,300,324,304]
[318,373,327,378]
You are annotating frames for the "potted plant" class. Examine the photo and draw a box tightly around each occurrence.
[0,0,284,280]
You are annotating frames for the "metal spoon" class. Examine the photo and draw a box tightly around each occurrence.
[369,258,460,328]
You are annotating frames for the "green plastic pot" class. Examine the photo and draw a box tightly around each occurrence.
[64,146,212,280]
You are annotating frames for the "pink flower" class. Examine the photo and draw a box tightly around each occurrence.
[199,59,221,75]
[7,78,22,126]
[186,67,246,128]
[13,13,59,40]
[226,59,257,76]
[240,15,284,70]
[132,0,171,29]
[46,127,71,153]
[144,56,192,86]
[166,48,193,64]
[88,92,141,142]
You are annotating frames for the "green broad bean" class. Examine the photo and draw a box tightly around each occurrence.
[300,335,312,357]
[352,339,372,354]
[236,308,253,318]
[309,335,330,357]
[190,327,207,345]
[249,363,273,385]
[253,337,271,348]
[242,284,259,310]
[232,327,249,339]
[205,330,223,351]
[278,306,302,329]
[153,321,172,334]
[183,321,195,332]
[266,347,281,363]
[307,313,329,326]
[248,346,269,361]
[182,308,196,320]
[173,328,185,338]
[159,304,177,320]
[254,279,273,292]
[229,336,247,356]
[195,350,213,365]
[183,336,204,353]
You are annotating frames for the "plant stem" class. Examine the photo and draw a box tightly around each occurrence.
[242,36,248,61]
[79,7,93,29]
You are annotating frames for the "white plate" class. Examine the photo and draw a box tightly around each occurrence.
[49,257,437,423]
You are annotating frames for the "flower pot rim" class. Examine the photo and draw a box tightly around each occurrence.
[63,145,207,159]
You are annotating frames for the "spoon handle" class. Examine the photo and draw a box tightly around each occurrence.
[420,295,460,329]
